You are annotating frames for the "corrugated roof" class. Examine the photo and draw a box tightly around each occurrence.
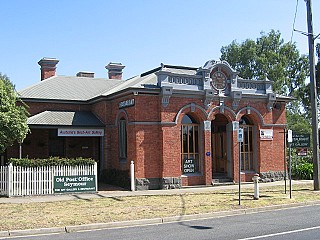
[19,76,124,101]
[161,67,197,75]
[102,74,158,96]
[18,64,196,101]
[28,111,104,127]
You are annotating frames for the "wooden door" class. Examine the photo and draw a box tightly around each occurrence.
[213,132,227,173]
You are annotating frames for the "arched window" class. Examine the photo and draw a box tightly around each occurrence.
[119,118,127,162]
[240,116,254,171]
[181,114,200,174]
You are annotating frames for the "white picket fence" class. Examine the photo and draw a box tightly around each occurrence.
[0,163,97,197]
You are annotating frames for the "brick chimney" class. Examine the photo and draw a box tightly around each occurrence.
[76,71,95,78]
[105,62,125,80]
[38,58,59,81]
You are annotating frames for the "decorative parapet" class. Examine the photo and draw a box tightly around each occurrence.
[161,86,173,107]
[237,79,265,92]
[156,70,203,91]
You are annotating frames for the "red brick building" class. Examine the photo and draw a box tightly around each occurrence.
[5,58,290,189]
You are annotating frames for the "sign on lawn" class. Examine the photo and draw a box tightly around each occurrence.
[292,133,310,148]
[54,175,96,193]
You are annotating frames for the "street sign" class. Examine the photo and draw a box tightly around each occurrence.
[297,148,308,156]
[292,134,310,148]
[288,130,293,143]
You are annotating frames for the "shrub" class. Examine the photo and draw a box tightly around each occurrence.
[292,160,313,180]
[8,157,96,167]
[291,154,313,180]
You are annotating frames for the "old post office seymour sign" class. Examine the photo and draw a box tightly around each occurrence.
[54,175,96,193]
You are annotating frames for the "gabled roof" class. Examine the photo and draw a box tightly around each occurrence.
[18,64,199,102]
[27,111,104,127]
[19,76,124,101]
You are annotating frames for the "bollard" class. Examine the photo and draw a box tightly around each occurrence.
[252,173,260,200]
[130,161,135,191]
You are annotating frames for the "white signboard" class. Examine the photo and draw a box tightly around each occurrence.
[260,129,273,140]
[58,129,104,137]
[238,128,244,143]
[287,129,293,143]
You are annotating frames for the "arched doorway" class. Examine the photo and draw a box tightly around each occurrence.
[211,114,229,177]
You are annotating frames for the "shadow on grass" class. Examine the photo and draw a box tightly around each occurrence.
[177,194,214,230]
[71,193,123,202]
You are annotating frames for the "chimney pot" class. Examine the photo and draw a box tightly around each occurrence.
[105,62,125,80]
[38,57,59,81]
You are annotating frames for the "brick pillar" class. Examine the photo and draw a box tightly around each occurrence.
[233,130,242,183]
[203,121,212,185]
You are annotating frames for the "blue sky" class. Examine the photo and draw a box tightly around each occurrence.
[1,0,319,90]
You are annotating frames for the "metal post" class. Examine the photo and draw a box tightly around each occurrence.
[280,130,287,194]
[238,128,243,206]
[289,143,292,199]
[305,0,320,191]
[239,141,241,205]
[284,130,287,194]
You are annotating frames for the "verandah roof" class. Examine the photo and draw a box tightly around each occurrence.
[27,111,104,128]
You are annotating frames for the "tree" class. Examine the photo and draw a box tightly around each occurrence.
[221,30,309,97]
[220,30,311,129]
[295,43,320,121]
[0,73,29,153]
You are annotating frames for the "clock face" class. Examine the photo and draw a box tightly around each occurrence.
[211,71,226,90]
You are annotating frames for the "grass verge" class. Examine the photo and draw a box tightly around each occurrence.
[1,183,319,231]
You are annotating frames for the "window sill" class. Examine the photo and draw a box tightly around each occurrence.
[181,173,202,177]
[240,170,256,174]
[119,159,127,164]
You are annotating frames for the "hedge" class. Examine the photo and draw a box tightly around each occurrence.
[8,157,96,167]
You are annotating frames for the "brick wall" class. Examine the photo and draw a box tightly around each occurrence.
[8,86,287,188]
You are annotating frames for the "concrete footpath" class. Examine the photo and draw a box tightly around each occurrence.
[0,180,312,204]
[0,180,318,238]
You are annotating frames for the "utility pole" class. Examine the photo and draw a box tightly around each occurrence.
[305,0,320,190]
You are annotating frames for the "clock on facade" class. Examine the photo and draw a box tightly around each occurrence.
[211,71,227,90]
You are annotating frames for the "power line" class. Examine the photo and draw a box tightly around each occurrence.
[291,0,299,43]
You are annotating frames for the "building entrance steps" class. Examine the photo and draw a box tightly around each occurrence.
[212,173,234,185]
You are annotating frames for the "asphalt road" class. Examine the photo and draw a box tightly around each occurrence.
[3,204,320,240]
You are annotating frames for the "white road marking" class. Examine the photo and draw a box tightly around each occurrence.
[238,225,320,240]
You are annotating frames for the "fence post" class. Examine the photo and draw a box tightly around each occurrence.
[94,162,98,192]
[8,163,13,197]
[130,161,135,191]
